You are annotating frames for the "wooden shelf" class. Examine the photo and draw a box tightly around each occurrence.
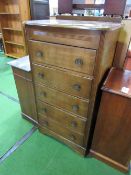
[5,41,24,47]
[6,53,25,59]
[0,13,20,15]
[0,0,30,58]
[2,28,22,32]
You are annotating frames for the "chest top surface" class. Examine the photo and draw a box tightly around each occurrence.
[25,19,121,31]
[8,56,31,72]
[102,67,131,98]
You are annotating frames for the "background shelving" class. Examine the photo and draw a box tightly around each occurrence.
[0,0,30,58]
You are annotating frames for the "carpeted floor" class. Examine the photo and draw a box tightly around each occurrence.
[0,52,33,156]
[0,52,18,99]
[0,131,126,175]
[0,52,130,175]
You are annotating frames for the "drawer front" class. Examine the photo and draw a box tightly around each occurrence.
[26,27,100,49]
[33,64,92,99]
[29,40,96,75]
[37,100,87,134]
[35,84,89,118]
[38,114,84,146]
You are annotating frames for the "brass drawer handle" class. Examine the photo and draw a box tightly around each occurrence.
[36,51,43,58]
[71,121,77,128]
[43,120,48,127]
[73,84,81,91]
[40,91,47,97]
[70,135,76,141]
[38,72,44,78]
[41,108,47,113]
[72,105,79,112]
[75,58,83,66]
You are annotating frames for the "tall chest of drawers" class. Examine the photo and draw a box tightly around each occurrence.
[25,20,121,155]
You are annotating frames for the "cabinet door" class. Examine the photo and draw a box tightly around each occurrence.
[14,74,37,122]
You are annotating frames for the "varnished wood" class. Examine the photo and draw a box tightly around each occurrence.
[56,16,122,23]
[39,126,86,156]
[13,69,37,123]
[27,26,100,49]
[38,114,84,146]
[37,100,87,134]
[35,84,89,118]
[29,40,96,75]
[32,63,93,99]
[25,19,121,155]
[102,67,131,97]
[8,56,38,124]
[91,68,131,173]
[0,0,30,58]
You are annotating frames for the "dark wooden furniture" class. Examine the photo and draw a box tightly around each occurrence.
[91,67,131,173]
[56,15,122,23]
[58,0,72,14]
[104,0,127,16]
[8,56,38,124]
[25,19,121,155]
[124,39,131,70]
[30,0,49,20]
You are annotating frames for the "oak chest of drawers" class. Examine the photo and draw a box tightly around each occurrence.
[25,19,121,155]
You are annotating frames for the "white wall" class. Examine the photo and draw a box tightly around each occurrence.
[49,0,58,16]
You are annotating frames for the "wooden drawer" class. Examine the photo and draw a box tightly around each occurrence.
[35,84,89,118]
[26,27,100,49]
[29,40,96,75]
[32,64,92,99]
[37,100,87,134]
[38,114,84,146]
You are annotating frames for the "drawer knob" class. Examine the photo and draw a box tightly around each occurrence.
[71,121,77,128]
[43,120,48,127]
[38,72,44,78]
[70,135,76,141]
[75,58,83,66]
[36,51,43,58]
[41,108,47,113]
[73,84,81,91]
[72,105,79,112]
[40,91,47,97]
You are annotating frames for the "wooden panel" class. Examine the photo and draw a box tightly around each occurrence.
[37,100,87,134]
[3,30,24,45]
[38,114,84,146]
[0,0,19,14]
[56,15,122,23]
[0,15,22,30]
[26,27,101,49]
[91,68,131,173]
[13,68,37,122]
[91,92,131,173]
[5,43,25,58]
[29,40,96,75]
[102,68,131,97]
[32,64,92,99]
[39,126,86,155]
[35,84,89,118]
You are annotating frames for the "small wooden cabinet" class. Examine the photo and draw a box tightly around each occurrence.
[91,68,131,173]
[0,0,30,58]
[8,56,38,124]
[25,19,121,155]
